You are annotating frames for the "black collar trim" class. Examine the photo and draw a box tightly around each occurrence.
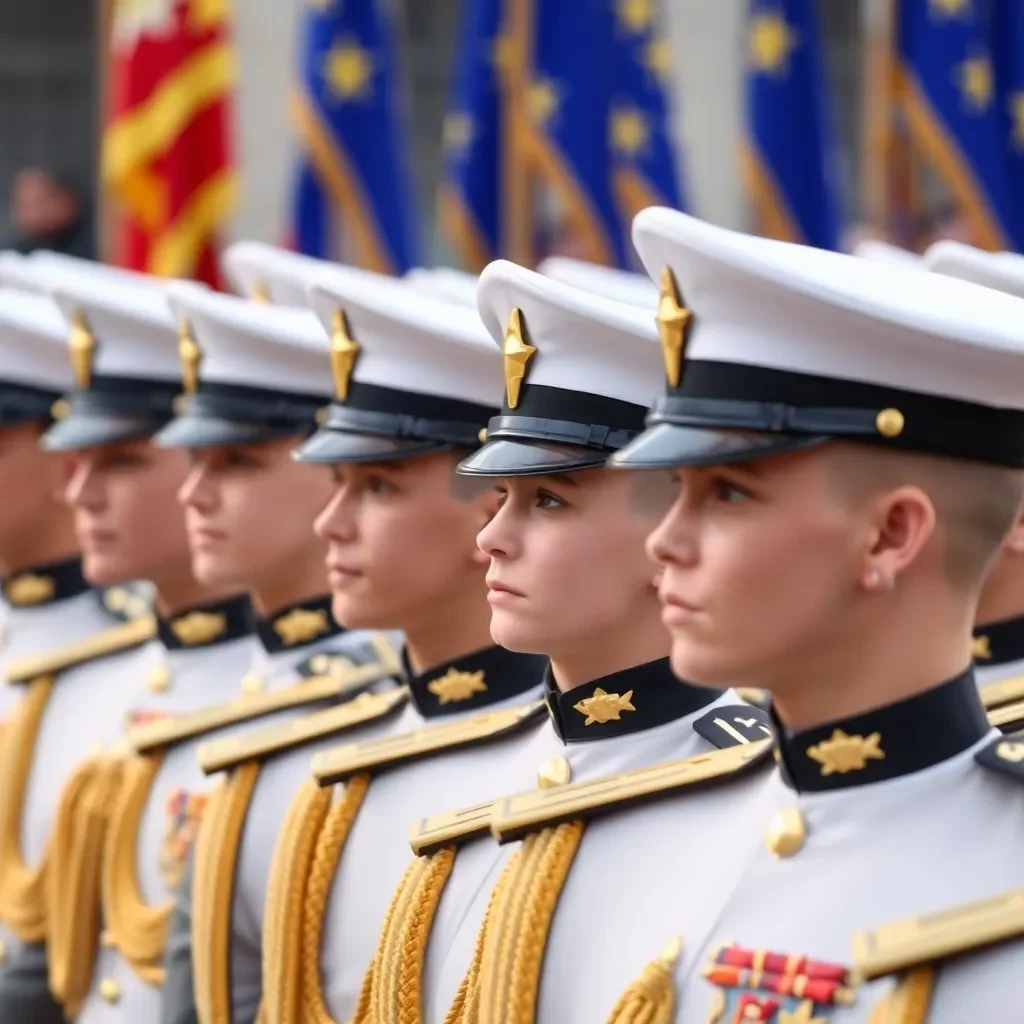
[972,616,1024,668]
[3,557,91,607]
[774,668,990,793]
[545,658,723,744]
[405,645,547,719]
[256,594,343,654]
[158,594,254,650]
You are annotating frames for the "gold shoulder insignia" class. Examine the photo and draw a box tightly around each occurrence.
[410,798,496,856]
[982,675,1024,711]
[197,688,408,775]
[312,700,546,786]
[5,616,156,685]
[851,889,1024,982]
[490,738,773,844]
[128,659,400,755]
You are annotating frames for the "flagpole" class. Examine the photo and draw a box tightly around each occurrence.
[502,0,534,266]
[96,0,116,263]
[860,0,896,239]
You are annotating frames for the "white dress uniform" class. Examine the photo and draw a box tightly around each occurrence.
[585,209,1024,1023]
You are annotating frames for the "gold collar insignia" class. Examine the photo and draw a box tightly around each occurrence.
[170,611,227,646]
[573,687,636,726]
[273,607,330,646]
[807,729,885,776]
[427,668,488,704]
[972,635,992,660]
[6,573,56,607]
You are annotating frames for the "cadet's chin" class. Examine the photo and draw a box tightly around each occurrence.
[668,642,736,690]
[330,591,376,630]
[188,552,242,590]
[80,552,130,587]
[487,608,546,655]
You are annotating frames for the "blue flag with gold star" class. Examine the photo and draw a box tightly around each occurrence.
[609,0,685,224]
[742,0,842,250]
[290,0,418,271]
[897,0,1022,250]
[993,0,1024,238]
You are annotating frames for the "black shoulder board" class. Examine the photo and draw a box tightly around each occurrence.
[975,730,1024,783]
[693,704,774,749]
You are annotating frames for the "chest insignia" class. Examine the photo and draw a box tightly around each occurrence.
[806,729,885,776]
[427,668,487,704]
[573,686,635,725]
[159,787,209,891]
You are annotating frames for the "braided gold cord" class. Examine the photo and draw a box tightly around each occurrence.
[0,676,54,940]
[375,857,430,1023]
[260,777,333,1024]
[867,966,935,1024]
[193,763,260,1024]
[298,772,372,1024]
[604,936,682,1024]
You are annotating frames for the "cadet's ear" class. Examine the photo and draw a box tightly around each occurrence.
[859,484,937,592]
[1002,506,1024,556]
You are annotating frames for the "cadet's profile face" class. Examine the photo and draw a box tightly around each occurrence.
[64,439,193,585]
[315,452,493,631]
[178,438,334,592]
[476,470,662,658]
[647,449,861,690]
[0,422,72,567]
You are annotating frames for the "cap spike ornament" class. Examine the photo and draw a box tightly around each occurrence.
[330,308,360,401]
[503,307,535,409]
[68,310,96,390]
[657,266,692,388]
[178,318,202,393]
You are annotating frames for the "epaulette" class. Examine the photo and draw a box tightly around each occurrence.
[128,658,400,755]
[197,687,409,774]
[693,704,773,748]
[5,615,156,685]
[295,632,403,680]
[411,798,496,856]
[312,700,547,786]
[490,738,773,844]
[975,729,1024,782]
[988,699,1024,734]
[981,675,1024,711]
[851,889,1024,982]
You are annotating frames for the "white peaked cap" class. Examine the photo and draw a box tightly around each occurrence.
[852,239,923,268]
[0,289,75,415]
[402,267,479,308]
[0,250,164,295]
[458,259,661,477]
[538,256,657,308]
[923,240,1024,301]
[295,264,499,464]
[609,208,1024,470]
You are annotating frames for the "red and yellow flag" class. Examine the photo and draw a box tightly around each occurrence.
[103,0,237,285]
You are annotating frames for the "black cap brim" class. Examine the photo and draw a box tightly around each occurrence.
[156,416,302,450]
[457,438,610,477]
[41,413,164,452]
[293,428,451,465]
[607,423,829,470]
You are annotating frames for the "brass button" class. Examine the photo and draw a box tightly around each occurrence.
[765,807,806,858]
[537,757,571,790]
[99,978,120,1003]
[241,671,266,694]
[0,938,6,963]
[147,663,171,693]
[478,427,488,443]
[875,408,905,438]
[50,398,70,421]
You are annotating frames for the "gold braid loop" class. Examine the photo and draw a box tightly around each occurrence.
[866,966,935,1024]
[481,820,584,1024]
[193,762,260,1024]
[604,936,682,1024]
[48,754,124,1015]
[260,776,333,1024]
[373,857,431,1022]
[103,752,173,977]
[298,772,372,1024]
[443,848,523,1024]
[0,676,55,940]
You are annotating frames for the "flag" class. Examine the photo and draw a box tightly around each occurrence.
[741,0,843,250]
[993,0,1024,242]
[103,0,236,285]
[290,0,418,272]
[608,0,686,227]
[897,0,1021,251]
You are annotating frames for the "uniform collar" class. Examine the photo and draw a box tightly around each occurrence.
[774,668,990,794]
[157,594,254,651]
[256,594,344,654]
[404,644,547,719]
[972,615,1024,668]
[2,557,91,607]
[545,657,723,744]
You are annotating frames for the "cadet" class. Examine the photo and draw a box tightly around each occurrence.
[590,210,1024,1022]
[0,267,256,1023]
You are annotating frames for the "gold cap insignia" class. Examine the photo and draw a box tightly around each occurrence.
[330,308,360,401]
[656,267,692,388]
[971,635,992,660]
[170,610,227,646]
[573,686,635,726]
[807,729,885,775]
[68,309,96,390]
[178,318,203,394]
[427,668,488,704]
[251,278,272,305]
[159,787,209,891]
[6,573,56,606]
[273,607,330,646]
[502,307,535,409]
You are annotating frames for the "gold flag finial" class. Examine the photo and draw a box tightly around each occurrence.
[657,266,692,388]
[330,308,360,401]
[502,308,535,409]
[178,319,202,393]
[68,310,96,390]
